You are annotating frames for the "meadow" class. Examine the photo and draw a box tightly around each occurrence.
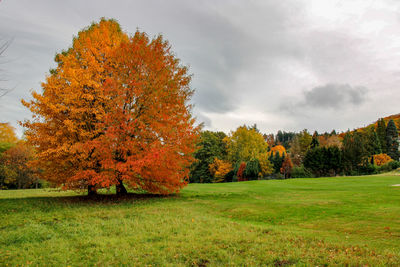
[1,174,400,266]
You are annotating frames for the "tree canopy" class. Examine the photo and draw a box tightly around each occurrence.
[226,125,268,163]
[21,19,199,195]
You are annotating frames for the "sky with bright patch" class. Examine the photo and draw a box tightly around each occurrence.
[1,0,400,136]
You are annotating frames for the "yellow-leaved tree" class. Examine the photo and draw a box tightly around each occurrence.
[0,123,18,144]
[225,125,268,164]
[257,152,274,178]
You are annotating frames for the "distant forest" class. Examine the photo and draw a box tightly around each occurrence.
[189,114,400,183]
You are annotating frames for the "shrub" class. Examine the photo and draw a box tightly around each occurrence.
[358,163,378,175]
[378,160,400,173]
[372,153,393,166]
[291,165,313,178]
[244,158,260,180]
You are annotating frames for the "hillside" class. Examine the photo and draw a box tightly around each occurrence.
[338,113,400,137]
[361,113,400,131]
[1,175,400,266]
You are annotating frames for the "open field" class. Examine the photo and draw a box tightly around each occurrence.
[1,175,400,266]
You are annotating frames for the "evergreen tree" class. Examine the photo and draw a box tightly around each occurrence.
[270,152,284,173]
[366,129,382,155]
[189,131,227,183]
[386,119,399,161]
[244,158,261,180]
[310,131,320,149]
[376,118,387,153]
[342,131,369,174]
[275,131,296,149]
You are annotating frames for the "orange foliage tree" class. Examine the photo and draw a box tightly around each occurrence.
[209,158,232,183]
[268,145,286,157]
[21,19,199,195]
[1,141,37,189]
[372,153,393,166]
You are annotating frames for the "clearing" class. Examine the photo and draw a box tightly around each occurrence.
[1,174,400,266]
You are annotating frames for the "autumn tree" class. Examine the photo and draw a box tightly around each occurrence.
[0,141,37,189]
[209,158,232,183]
[263,133,275,147]
[226,125,268,164]
[372,153,393,166]
[280,156,293,179]
[0,123,18,144]
[268,145,286,157]
[290,129,312,166]
[0,123,18,156]
[22,19,199,195]
[0,122,19,188]
[318,134,342,148]
[236,162,247,181]
[257,152,274,178]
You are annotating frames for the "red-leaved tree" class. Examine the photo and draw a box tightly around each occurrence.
[237,162,247,181]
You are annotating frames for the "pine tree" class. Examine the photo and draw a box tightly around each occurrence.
[376,118,387,153]
[272,152,284,173]
[386,119,399,161]
[365,129,382,156]
[310,131,320,149]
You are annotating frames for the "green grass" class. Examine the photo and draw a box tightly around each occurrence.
[1,175,400,266]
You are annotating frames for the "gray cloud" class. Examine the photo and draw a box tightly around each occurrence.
[303,83,368,108]
[194,112,212,128]
[1,0,400,136]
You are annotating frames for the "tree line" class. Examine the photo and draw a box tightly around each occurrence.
[189,119,400,183]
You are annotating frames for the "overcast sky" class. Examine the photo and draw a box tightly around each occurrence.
[1,0,400,136]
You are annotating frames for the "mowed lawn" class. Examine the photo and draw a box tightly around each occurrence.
[1,175,400,266]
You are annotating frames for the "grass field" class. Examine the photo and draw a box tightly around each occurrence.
[1,174,400,266]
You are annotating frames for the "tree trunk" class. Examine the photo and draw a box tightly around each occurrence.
[116,179,127,195]
[87,185,97,196]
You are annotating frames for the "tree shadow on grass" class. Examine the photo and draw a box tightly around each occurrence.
[64,192,174,203]
[0,192,179,208]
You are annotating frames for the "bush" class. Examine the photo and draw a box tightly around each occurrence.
[358,163,378,175]
[378,160,400,173]
[389,160,400,169]
[224,170,235,182]
[244,158,260,180]
[291,165,313,178]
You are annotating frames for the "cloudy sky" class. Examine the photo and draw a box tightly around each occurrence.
[1,0,400,136]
